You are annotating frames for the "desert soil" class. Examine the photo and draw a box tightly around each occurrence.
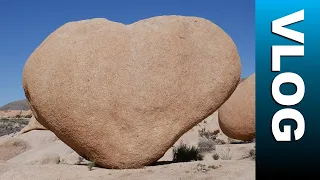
[0,159,254,180]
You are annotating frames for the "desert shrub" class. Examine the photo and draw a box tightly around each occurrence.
[0,119,29,136]
[88,160,95,171]
[198,128,219,140]
[173,143,203,162]
[249,149,255,160]
[214,139,226,145]
[241,148,256,160]
[197,128,227,153]
[15,114,22,118]
[196,163,207,172]
[220,147,232,160]
[228,137,253,144]
[197,163,221,172]
[212,153,219,160]
[24,114,33,118]
[198,138,215,153]
[208,164,221,169]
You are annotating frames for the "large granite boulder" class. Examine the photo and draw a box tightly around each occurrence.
[23,16,241,168]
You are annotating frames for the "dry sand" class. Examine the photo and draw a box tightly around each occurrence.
[0,159,254,180]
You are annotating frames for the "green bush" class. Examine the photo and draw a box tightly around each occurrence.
[88,160,95,171]
[173,143,203,162]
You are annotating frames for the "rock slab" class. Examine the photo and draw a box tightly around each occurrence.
[0,138,31,161]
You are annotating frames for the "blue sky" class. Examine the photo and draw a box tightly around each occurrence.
[0,0,255,106]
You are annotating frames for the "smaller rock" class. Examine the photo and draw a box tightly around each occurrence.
[17,130,58,148]
[60,151,84,165]
[8,140,74,164]
[23,152,60,165]
[0,138,30,161]
[18,116,47,135]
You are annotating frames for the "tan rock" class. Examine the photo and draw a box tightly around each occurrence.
[0,170,25,180]
[11,152,60,165]
[23,16,241,168]
[18,116,47,135]
[0,138,31,161]
[17,130,58,148]
[218,73,255,141]
[8,140,73,164]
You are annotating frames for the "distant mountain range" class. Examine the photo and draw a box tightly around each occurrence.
[0,78,247,111]
[0,99,30,111]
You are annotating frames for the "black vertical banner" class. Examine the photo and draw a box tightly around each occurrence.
[256,0,320,178]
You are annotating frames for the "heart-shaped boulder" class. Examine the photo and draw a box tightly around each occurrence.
[23,16,241,169]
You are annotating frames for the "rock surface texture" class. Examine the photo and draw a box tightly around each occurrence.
[218,73,255,141]
[23,16,241,169]
[0,138,31,161]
